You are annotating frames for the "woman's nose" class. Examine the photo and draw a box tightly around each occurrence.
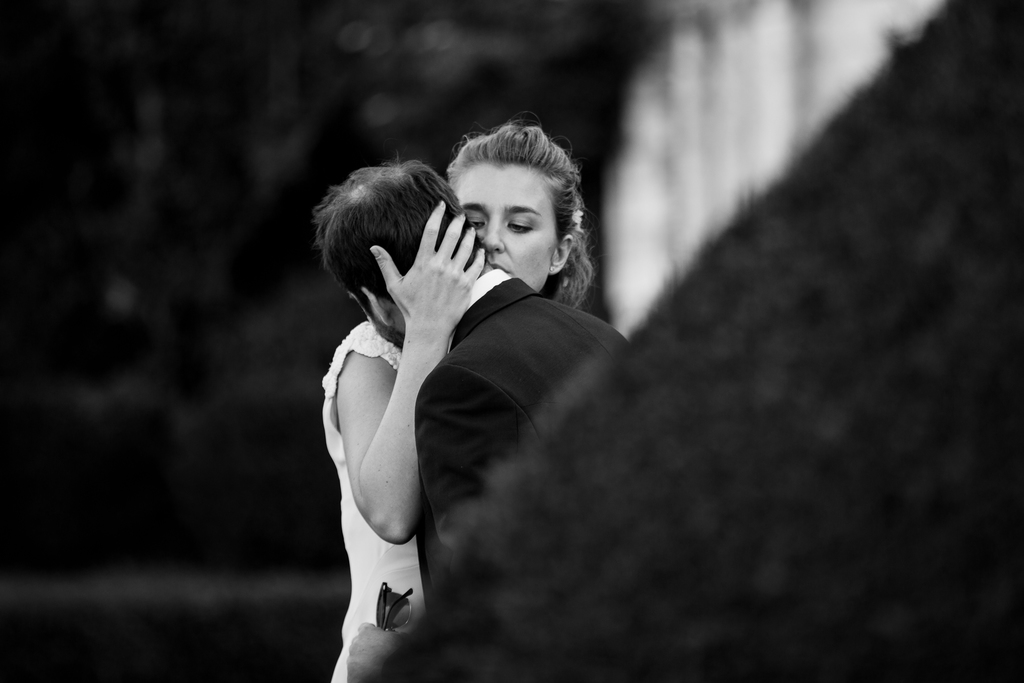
[477,222,502,252]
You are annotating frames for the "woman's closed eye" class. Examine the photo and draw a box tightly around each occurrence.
[508,222,532,233]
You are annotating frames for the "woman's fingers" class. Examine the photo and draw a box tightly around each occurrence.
[453,221,478,271]
[418,202,446,258]
[466,241,486,279]
[370,246,401,291]
[436,212,466,259]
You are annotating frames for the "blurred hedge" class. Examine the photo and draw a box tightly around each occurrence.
[0,384,196,570]
[1,273,364,572]
[0,572,346,683]
[2,0,646,394]
[0,383,348,572]
[168,388,343,570]
[381,0,1024,679]
[163,272,365,570]
[2,0,647,575]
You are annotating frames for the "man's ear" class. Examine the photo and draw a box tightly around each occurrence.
[549,234,574,275]
[361,287,399,328]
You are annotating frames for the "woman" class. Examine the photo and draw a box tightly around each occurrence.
[317,121,596,682]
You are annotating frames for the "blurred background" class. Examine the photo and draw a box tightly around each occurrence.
[0,0,944,680]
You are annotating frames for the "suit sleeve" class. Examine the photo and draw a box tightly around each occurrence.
[415,362,519,550]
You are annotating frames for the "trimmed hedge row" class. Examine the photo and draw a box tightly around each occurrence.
[2,273,364,572]
[0,572,347,682]
[167,386,345,570]
[381,0,1024,680]
[0,386,196,570]
[1,383,345,571]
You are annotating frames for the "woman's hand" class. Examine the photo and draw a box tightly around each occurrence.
[371,202,484,342]
[343,203,483,542]
[348,623,406,683]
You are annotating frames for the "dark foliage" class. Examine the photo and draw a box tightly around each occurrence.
[386,0,1024,680]
[0,386,199,570]
[0,574,347,682]
[2,0,642,393]
[1,0,644,572]
[0,271,364,572]
[167,388,345,569]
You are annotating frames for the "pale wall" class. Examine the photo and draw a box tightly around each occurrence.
[603,0,946,334]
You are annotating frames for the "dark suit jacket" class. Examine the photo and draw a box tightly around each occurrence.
[414,278,626,599]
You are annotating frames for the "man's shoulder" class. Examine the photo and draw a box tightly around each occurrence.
[455,294,627,365]
[528,296,628,350]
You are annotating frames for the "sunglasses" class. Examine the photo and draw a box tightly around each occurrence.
[375,582,414,631]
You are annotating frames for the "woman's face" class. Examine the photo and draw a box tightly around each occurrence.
[454,164,572,292]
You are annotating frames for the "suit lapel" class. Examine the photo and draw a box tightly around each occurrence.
[451,278,538,349]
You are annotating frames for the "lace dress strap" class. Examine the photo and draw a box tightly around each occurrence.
[322,321,402,399]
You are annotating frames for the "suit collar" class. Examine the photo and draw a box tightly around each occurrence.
[469,268,511,307]
[452,278,538,348]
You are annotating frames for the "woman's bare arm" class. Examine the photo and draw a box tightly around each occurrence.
[336,204,484,543]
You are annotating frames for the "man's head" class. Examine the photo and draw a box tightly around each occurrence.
[313,159,462,344]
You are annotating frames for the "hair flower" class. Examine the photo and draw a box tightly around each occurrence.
[572,209,584,228]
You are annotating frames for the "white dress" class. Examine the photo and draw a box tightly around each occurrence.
[322,321,425,683]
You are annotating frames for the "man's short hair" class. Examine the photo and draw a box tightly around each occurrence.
[312,159,462,317]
